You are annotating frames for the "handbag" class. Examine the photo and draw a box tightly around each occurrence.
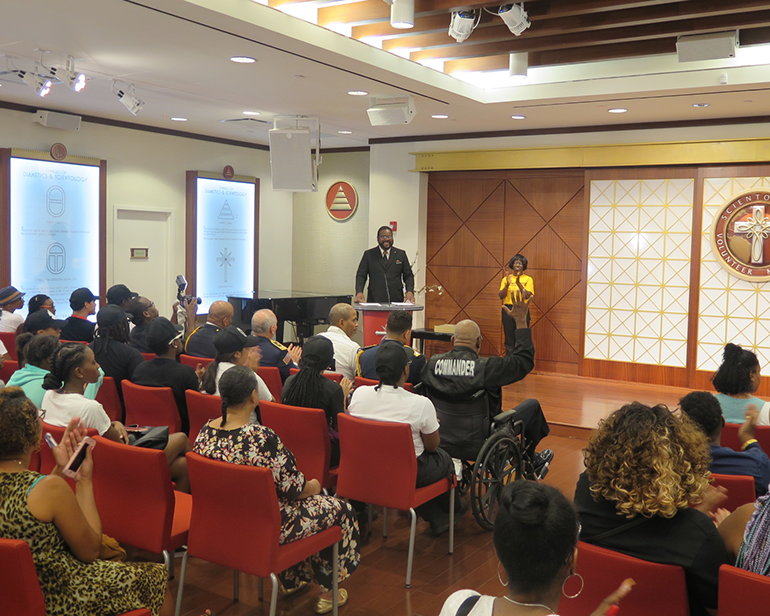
[128,426,169,450]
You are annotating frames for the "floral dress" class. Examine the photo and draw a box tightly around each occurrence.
[194,422,360,591]
[0,471,166,616]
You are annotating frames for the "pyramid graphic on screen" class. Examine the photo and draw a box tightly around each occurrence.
[218,201,235,220]
[329,186,352,211]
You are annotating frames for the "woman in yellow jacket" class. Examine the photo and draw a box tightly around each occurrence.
[498,253,533,354]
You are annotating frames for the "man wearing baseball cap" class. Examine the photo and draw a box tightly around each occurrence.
[24,310,68,336]
[0,286,25,333]
[60,287,98,342]
[106,283,138,309]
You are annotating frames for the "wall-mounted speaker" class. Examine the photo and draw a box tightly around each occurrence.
[268,128,317,192]
[677,31,737,63]
[35,110,81,131]
[367,97,416,126]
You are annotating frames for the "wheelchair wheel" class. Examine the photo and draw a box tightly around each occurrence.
[470,432,523,530]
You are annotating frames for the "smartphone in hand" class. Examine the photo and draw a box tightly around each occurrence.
[62,436,96,479]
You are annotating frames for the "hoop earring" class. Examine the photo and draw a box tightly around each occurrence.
[561,572,584,599]
[497,565,509,588]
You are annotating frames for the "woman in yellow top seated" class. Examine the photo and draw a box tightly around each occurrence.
[498,253,534,354]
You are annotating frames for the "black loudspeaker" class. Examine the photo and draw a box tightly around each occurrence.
[268,128,317,192]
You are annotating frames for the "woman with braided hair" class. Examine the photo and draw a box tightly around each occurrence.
[193,365,360,614]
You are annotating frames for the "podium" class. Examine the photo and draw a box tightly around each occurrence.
[355,303,424,347]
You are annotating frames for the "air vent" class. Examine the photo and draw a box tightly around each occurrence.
[221,117,269,125]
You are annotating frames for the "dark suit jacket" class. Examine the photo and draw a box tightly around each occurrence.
[355,246,414,302]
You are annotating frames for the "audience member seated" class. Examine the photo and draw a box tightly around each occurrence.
[8,334,101,407]
[127,296,159,353]
[0,388,172,615]
[60,287,97,342]
[575,402,730,616]
[90,305,144,394]
[319,303,360,381]
[251,308,301,382]
[712,342,768,423]
[680,390,770,496]
[439,481,634,616]
[0,285,25,333]
[200,326,272,403]
[349,341,456,535]
[41,342,190,492]
[27,293,56,315]
[106,283,138,309]
[282,336,352,467]
[131,318,201,434]
[193,365,359,612]
[356,310,424,385]
[24,310,67,336]
[184,300,233,358]
[733,489,770,575]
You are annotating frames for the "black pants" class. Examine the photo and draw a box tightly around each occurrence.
[415,448,455,525]
[505,398,549,458]
[502,305,530,354]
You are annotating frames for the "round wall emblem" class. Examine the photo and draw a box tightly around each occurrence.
[325,181,358,221]
[50,143,67,161]
[223,165,234,179]
[713,191,770,281]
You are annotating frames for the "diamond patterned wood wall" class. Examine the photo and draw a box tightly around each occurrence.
[426,171,586,374]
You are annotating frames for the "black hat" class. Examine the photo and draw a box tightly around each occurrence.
[299,335,335,371]
[106,284,138,306]
[375,341,411,382]
[24,310,67,333]
[70,287,97,310]
[146,317,183,353]
[214,326,259,354]
[0,286,24,306]
[96,304,129,328]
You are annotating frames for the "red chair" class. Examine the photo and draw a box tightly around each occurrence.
[718,564,770,615]
[261,401,336,490]
[185,390,221,443]
[140,352,157,361]
[95,376,124,422]
[92,436,191,578]
[289,367,344,383]
[257,366,283,400]
[179,354,213,369]
[353,375,414,392]
[558,541,688,616]
[0,331,17,360]
[721,422,770,453]
[336,413,455,588]
[39,421,98,476]
[0,539,151,616]
[710,473,756,511]
[122,381,181,433]
[176,453,343,616]
[0,359,18,384]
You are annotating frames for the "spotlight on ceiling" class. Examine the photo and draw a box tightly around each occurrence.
[498,4,530,36]
[509,52,528,78]
[448,10,477,43]
[113,81,145,115]
[390,0,414,29]
[18,70,52,97]
[49,67,86,93]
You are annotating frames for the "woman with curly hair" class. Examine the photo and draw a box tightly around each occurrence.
[712,342,768,423]
[575,402,730,616]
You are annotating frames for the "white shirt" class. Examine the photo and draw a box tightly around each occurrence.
[348,384,439,457]
[0,339,6,355]
[319,325,360,381]
[41,390,112,436]
[0,311,23,333]
[439,591,557,616]
[213,361,273,402]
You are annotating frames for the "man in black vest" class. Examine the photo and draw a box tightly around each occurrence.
[354,226,414,303]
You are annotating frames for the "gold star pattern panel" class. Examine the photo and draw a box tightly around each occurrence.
[698,176,770,371]
[584,179,694,367]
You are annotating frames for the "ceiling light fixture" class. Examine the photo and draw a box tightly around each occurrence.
[431,114,449,119]
[48,57,86,93]
[18,70,52,97]
[390,0,414,29]
[347,90,369,96]
[242,110,261,116]
[448,10,478,43]
[337,130,353,134]
[508,52,528,78]
[497,4,530,36]
[692,102,710,108]
[113,81,145,115]
[170,117,188,121]
[230,56,256,63]
[511,114,526,120]
[608,107,628,113]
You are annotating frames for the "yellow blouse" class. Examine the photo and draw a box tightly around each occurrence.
[499,274,534,304]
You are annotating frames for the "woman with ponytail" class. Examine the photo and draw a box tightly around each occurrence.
[712,342,768,423]
[193,365,360,614]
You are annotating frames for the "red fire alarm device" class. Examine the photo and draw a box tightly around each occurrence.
[389,220,398,232]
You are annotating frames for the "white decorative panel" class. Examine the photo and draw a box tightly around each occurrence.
[697,175,770,371]
[585,179,694,367]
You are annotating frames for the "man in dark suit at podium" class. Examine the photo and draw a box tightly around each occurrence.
[354,226,415,303]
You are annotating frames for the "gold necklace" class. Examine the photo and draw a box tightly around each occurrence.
[502,595,556,614]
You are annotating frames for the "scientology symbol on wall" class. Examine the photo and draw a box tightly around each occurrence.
[713,191,770,282]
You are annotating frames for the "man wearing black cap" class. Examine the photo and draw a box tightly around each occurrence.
[203,326,273,401]
[127,296,159,353]
[24,310,68,337]
[60,287,98,342]
[131,317,201,434]
[106,283,138,309]
[0,286,25,333]
[90,304,144,388]
[349,340,456,535]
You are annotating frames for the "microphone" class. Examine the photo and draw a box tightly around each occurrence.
[384,270,391,304]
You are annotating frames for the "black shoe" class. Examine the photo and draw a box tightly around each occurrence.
[532,449,554,480]
[429,518,450,536]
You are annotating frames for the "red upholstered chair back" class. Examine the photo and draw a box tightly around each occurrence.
[710,473,756,511]
[140,353,157,361]
[39,421,98,476]
[91,436,175,553]
[0,331,18,360]
[260,401,331,485]
[0,539,46,616]
[721,422,770,452]
[179,354,213,369]
[558,541,688,616]
[185,390,221,443]
[186,452,281,576]
[718,564,770,615]
[353,375,414,392]
[122,381,180,433]
[290,367,344,383]
[0,359,18,384]
[336,413,417,510]
[257,366,283,400]
[95,376,124,422]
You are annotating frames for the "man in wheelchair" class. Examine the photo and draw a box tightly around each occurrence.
[420,301,553,479]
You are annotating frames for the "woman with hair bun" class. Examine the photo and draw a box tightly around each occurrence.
[712,342,768,423]
[440,481,632,616]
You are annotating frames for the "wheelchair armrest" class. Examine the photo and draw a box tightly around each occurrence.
[492,408,518,425]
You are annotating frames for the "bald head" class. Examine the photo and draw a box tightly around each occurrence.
[208,301,234,327]
[251,309,278,337]
[329,303,359,338]
[453,319,481,350]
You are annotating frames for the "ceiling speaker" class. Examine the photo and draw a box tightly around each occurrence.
[35,110,81,131]
[367,98,416,126]
[268,127,317,192]
[677,31,737,62]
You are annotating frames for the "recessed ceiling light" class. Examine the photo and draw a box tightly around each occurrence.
[431,114,449,119]
[242,111,261,116]
[347,90,368,96]
[608,107,628,114]
[230,56,256,63]
[337,130,353,134]
[511,114,526,120]
[170,117,188,122]
[692,103,710,108]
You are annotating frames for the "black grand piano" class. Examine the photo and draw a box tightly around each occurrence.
[229,291,353,343]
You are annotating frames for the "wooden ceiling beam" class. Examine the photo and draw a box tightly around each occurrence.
[351,13,463,38]
[318,0,389,26]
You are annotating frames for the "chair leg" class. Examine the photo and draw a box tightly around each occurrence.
[163,549,175,580]
[383,507,388,538]
[448,486,455,555]
[405,508,417,588]
[258,577,265,601]
[269,572,280,616]
[233,570,240,602]
[174,550,189,616]
[332,541,339,616]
